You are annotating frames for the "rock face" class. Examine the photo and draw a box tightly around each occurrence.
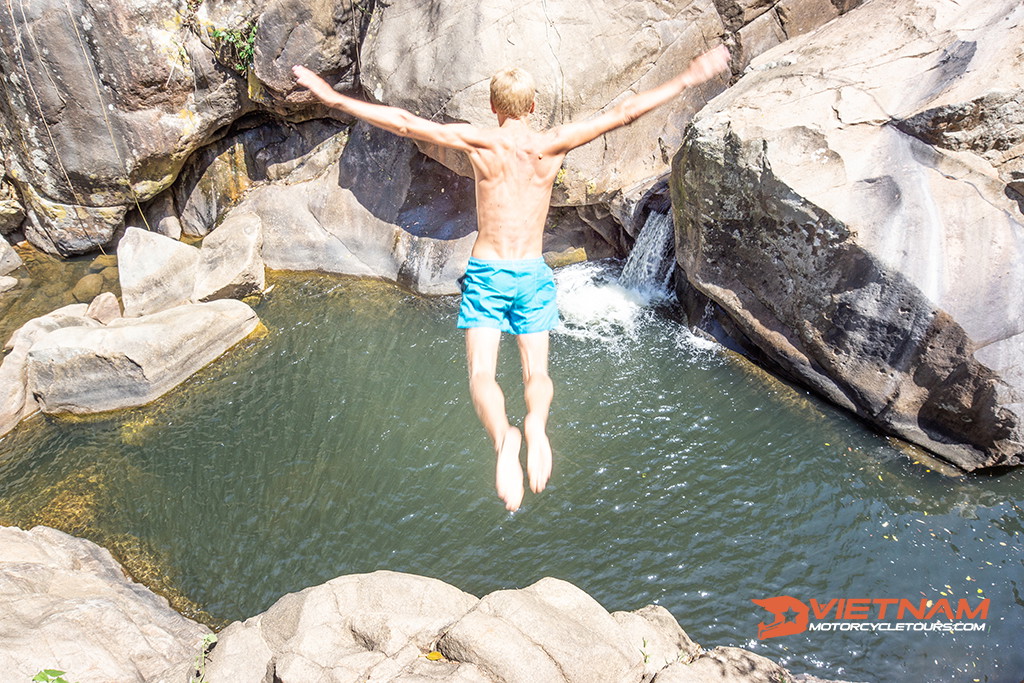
[27,298,260,414]
[0,525,209,683]
[0,0,249,255]
[0,0,855,259]
[204,571,803,683]
[671,0,1024,470]
[239,121,478,295]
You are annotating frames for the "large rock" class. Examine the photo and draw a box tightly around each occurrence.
[438,578,645,683]
[204,570,482,682]
[671,0,1024,470]
[0,525,209,683]
[652,647,789,683]
[360,0,730,212]
[118,227,200,317]
[247,121,477,295]
[0,303,95,437]
[0,0,248,255]
[194,210,265,301]
[358,0,857,233]
[26,298,259,414]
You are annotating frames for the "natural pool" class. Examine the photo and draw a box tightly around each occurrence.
[0,263,1021,682]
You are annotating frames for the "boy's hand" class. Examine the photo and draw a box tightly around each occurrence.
[292,65,337,103]
[685,45,731,86]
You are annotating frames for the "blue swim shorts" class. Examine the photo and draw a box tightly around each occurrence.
[457,257,559,335]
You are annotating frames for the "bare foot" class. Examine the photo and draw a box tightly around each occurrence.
[495,426,524,511]
[524,418,552,494]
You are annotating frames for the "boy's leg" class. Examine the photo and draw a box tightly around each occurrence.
[517,331,553,493]
[466,327,524,511]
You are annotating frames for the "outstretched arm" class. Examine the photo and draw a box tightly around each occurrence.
[545,45,730,155]
[292,65,483,152]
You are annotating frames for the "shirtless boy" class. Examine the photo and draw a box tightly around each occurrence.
[293,45,730,511]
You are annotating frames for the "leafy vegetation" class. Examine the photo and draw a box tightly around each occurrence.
[210,22,258,75]
[33,671,77,683]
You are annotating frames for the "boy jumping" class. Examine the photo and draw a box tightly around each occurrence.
[293,45,730,511]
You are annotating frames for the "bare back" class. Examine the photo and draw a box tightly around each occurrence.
[464,121,565,260]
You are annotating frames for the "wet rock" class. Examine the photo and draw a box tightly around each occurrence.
[0,275,15,294]
[71,272,105,303]
[27,299,259,414]
[194,210,265,301]
[88,253,118,273]
[0,235,21,275]
[672,0,1024,470]
[118,227,200,317]
[204,570,480,683]
[85,291,122,325]
[0,525,209,683]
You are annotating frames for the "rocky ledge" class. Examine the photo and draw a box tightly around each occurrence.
[0,525,853,683]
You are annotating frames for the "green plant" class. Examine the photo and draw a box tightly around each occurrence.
[189,633,218,683]
[210,22,258,75]
[33,671,77,683]
[639,637,650,664]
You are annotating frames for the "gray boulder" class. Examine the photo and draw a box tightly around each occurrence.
[0,274,16,294]
[85,291,123,325]
[438,577,645,683]
[672,0,1024,470]
[0,303,96,437]
[194,210,265,301]
[612,605,701,679]
[27,299,259,414]
[118,227,200,317]
[0,235,21,275]
[204,570,480,683]
[0,525,209,683]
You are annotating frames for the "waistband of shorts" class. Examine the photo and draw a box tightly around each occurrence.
[467,256,548,267]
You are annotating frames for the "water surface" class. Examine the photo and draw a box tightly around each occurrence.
[0,264,1020,682]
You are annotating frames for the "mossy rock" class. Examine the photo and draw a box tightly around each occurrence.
[71,272,105,303]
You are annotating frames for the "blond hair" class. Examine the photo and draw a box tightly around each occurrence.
[489,67,535,118]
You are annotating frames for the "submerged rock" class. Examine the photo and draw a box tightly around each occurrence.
[27,298,259,414]
[0,525,209,683]
[672,0,1024,470]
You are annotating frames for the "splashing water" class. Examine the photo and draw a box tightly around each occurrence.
[555,210,678,341]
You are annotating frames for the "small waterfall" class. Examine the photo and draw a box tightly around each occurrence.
[620,210,675,294]
[554,209,678,341]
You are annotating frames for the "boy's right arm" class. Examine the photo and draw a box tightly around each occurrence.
[292,65,484,152]
[544,45,730,155]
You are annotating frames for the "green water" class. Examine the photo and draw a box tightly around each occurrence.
[0,265,1020,682]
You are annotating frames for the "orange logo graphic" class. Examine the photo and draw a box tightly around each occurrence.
[752,595,809,640]
[752,595,989,640]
